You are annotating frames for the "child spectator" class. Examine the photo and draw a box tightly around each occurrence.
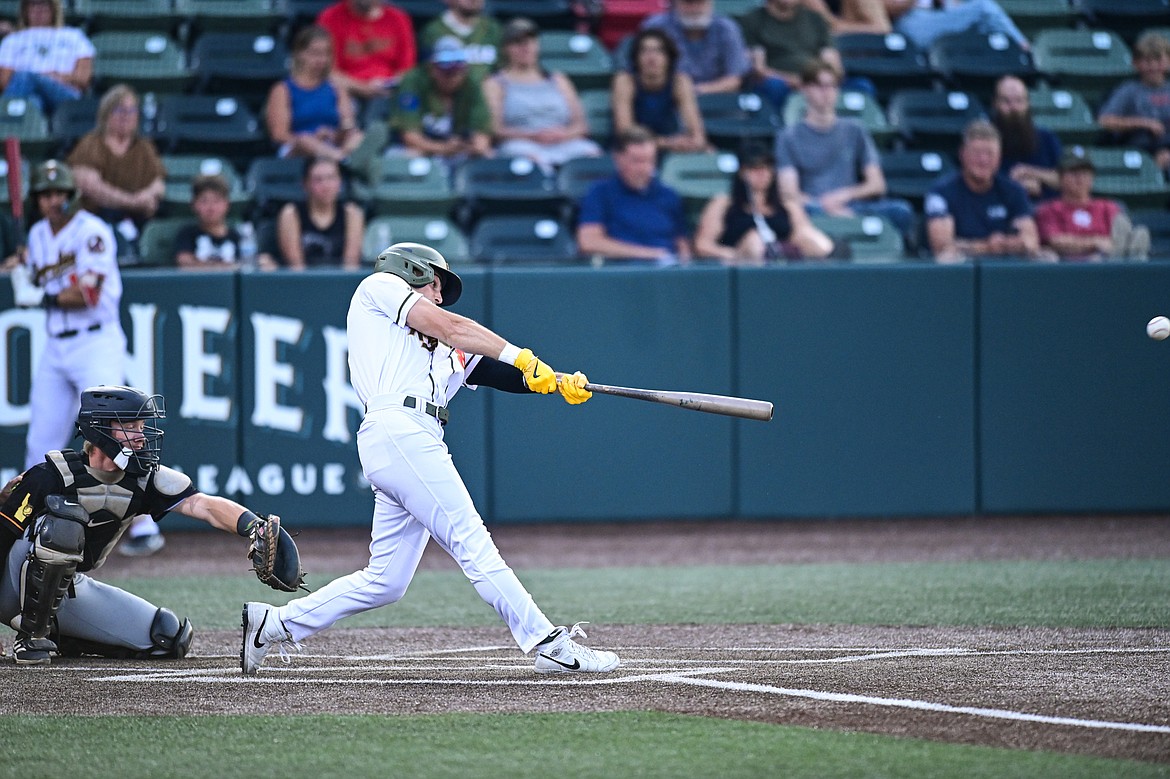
[1098,30,1170,175]
[175,174,275,271]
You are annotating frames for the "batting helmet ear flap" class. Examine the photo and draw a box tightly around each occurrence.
[374,241,462,307]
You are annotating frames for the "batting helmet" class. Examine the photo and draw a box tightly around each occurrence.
[77,385,166,475]
[373,241,462,307]
[30,159,76,195]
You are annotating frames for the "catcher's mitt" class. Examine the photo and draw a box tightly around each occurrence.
[246,513,307,593]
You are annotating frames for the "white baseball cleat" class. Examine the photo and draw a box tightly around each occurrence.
[240,602,299,676]
[533,622,620,673]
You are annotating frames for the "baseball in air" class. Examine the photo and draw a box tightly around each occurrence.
[1148,316,1170,341]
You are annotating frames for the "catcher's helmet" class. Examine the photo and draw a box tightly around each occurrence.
[77,385,166,475]
[30,159,76,195]
[373,241,462,307]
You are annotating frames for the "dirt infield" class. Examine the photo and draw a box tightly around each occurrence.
[4,516,1170,763]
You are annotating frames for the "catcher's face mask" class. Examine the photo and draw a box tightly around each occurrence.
[77,385,166,475]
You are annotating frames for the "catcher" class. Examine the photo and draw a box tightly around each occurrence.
[0,384,304,666]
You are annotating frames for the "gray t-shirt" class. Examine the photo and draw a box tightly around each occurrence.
[775,119,879,197]
[1098,79,1170,125]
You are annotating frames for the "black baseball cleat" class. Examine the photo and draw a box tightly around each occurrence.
[13,634,56,666]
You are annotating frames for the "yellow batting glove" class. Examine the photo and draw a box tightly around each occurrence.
[557,371,592,405]
[513,348,557,394]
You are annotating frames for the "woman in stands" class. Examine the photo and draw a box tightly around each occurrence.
[0,0,92,115]
[275,156,363,270]
[265,25,367,166]
[611,27,707,154]
[482,17,602,171]
[694,144,841,263]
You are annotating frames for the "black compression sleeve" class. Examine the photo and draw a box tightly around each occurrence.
[466,356,529,393]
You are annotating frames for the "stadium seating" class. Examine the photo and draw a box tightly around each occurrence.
[469,215,580,265]
[927,32,1037,103]
[137,216,187,267]
[363,215,470,264]
[810,214,906,264]
[1028,85,1100,146]
[1083,147,1170,210]
[995,0,1078,39]
[539,31,614,92]
[659,151,738,222]
[154,95,270,170]
[175,0,289,36]
[880,149,957,208]
[245,156,310,218]
[49,96,101,158]
[190,33,289,112]
[577,89,614,146]
[696,92,782,153]
[783,90,897,148]
[835,33,937,96]
[1075,0,1170,45]
[886,89,987,150]
[73,0,185,36]
[490,1,578,30]
[0,98,53,161]
[1031,29,1133,107]
[366,155,455,218]
[452,156,564,231]
[91,31,192,95]
[1129,209,1170,259]
[556,155,616,203]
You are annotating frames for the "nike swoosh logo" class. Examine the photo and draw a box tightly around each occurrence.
[538,653,580,670]
[252,612,268,649]
[532,364,542,379]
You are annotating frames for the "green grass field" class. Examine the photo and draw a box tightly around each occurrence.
[2,559,1168,779]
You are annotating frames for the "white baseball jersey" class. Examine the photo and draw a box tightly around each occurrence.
[0,27,95,74]
[275,270,555,655]
[27,209,121,337]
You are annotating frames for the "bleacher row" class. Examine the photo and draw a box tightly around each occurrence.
[5,0,1170,264]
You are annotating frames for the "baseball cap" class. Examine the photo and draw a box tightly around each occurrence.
[1058,149,1094,173]
[430,36,468,66]
[503,17,539,45]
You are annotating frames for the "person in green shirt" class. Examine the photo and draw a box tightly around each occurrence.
[419,0,503,82]
[390,36,492,160]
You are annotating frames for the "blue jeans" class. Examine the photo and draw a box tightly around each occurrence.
[894,0,1029,50]
[4,71,81,114]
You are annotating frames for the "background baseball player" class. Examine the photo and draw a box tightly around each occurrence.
[11,159,164,557]
[242,242,620,675]
[0,385,302,665]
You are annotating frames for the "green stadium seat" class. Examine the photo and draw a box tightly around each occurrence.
[363,215,469,264]
[577,89,613,146]
[556,154,615,203]
[783,90,897,148]
[452,156,564,230]
[73,0,185,35]
[190,32,290,113]
[927,32,1038,104]
[880,149,956,208]
[175,0,289,35]
[1028,85,1100,146]
[469,215,579,265]
[835,33,937,95]
[659,150,737,223]
[136,216,188,267]
[995,0,1078,39]
[539,32,614,92]
[0,98,53,161]
[91,31,193,94]
[886,88,987,151]
[366,155,455,218]
[154,95,269,171]
[1076,0,1170,46]
[1032,29,1133,108]
[810,214,906,263]
[1083,147,1170,210]
[696,92,781,153]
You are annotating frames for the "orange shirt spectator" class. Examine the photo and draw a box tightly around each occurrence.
[316,0,416,100]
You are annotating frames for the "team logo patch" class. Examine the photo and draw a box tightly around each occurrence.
[88,234,105,253]
[15,493,33,526]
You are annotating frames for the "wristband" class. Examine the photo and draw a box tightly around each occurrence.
[236,510,260,537]
[498,342,522,366]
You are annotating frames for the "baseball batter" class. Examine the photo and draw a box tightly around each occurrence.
[242,242,620,675]
[0,385,292,665]
[12,159,163,555]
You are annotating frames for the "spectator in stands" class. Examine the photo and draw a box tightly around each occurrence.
[924,119,1054,263]
[389,36,492,162]
[776,59,914,244]
[1098,30,1170,175]
[1035,150,1150,262]
[67,83,165,259]
[420,0,502,82]
[576,125,691,266]
[611,28,708,154]
[991,75,1061,201]
[694,143,839,263]
[737,0,870,110]
[174,174,275,271]
[884,0,1029,52]
[802,0,892,34]
[266,25,365,166]
[316,0,416,100]
[482,17,601,172]
[0,0,92,116]
[275,156,363,269]
[640,0,753,96]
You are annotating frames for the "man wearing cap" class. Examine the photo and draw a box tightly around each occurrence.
[317,0,416,99]
[640,0,751,95]
[420,0,503,82]
[1035,150,1150,261]
[390,35,492,160]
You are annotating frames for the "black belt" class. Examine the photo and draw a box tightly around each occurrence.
[53,323,102,339]
[403,395,450,424]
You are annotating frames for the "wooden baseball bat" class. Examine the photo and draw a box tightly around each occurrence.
[557,374,774,421]
[5,136,22,221]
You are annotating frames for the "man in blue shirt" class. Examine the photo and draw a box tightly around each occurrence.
[640,0,752,95]
[575,125,691,265]
[924,119,1055,263]
[991,75,1062,201]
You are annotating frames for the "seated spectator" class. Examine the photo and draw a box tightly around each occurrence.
[576,125,691,265]
[1098,31,1170,175]
[776,59,914,243]
[640,0,753,96]
[884,0,1029,52]
[611,28,708,154]
[275,156,363,269]
[66,83,165,259]
[0,0,92,115]
[482,17,602,171]
[991,75,1061,201]
[316,0,416,100]
[695,143,839,263]
[1035,150,1150,262]
[266,25,365,166]
[420,0,502,82]
[803,0,892,34]
[174,174,277,271]
[924,119,1054,263]
[388,36,492,162]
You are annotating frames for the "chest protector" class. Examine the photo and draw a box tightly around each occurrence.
[45,450,148,570]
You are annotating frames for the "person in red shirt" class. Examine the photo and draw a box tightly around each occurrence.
[316,0,416,100]
[1035,150,1149,262]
